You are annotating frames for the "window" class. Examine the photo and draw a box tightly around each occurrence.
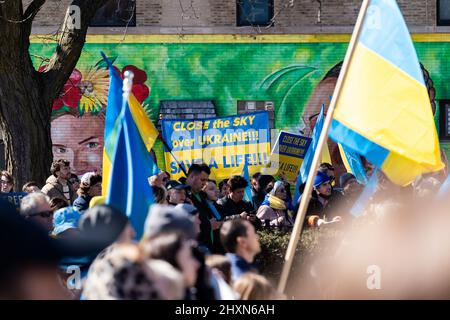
[437,0,450,26]
[237,0,274,27]
[439,100,450,141]
[237,100,275,129]
[90,0,136,27]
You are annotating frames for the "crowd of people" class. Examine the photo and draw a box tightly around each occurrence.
[2,154,450,300]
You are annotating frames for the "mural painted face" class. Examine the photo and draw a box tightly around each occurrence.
[51,114,104,177]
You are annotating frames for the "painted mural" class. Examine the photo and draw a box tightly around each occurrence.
[30,35,450,177]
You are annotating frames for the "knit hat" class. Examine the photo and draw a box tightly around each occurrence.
[313,171,331,188]
[269,181,284,196]
[340,173,356,188]
[80,172,102,188]
[175,203,199,216]
[52,206,82,236]
[143,204,196,240]
[166,180,190,191]
[78,205,129,246]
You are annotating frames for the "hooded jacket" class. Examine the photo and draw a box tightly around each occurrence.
[41,175,76,204]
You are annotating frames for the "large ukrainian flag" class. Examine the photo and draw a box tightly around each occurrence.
[102,56,158,239]
[329,0,443,186]
[101,53,159,195]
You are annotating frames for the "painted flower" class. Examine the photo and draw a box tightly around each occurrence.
[120,65,150,104]
[78,66,109,113]
[39,66,83,110]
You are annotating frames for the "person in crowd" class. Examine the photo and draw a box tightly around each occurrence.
[297,171,342,228]
[19,192,54,233]
[152,185,168,204]
[340,173,362,197]
[205,254,239,300]
[68,174,81,193]
[82,243,185,300]
[0,170,14,193]
[144,204,197,241]
[217,176,257,223]
[49,197,69,212]
[175,203,202,240]
[166,180,189,205]
[52,206,82,239]
[335,172,364,221]
[184,163,218,253]
[201,180,225,253]
[143,204,216,300]
[22,181,40,193]
[220,219,261,282]
[233,273,286,300]
[252,174,276,209]
[0,200,70,299]
[161,171,171,187]
[318,162,336,187]
[218,178,230,199]
[205,254,233,285]
[73,172,102,213]
[41,159,76,205]
[79,204,136,247]
[251,172,261,197]
[149,171,170,188]
[257,181,294,228]
[142,232,200,299]
[60,205,137,298]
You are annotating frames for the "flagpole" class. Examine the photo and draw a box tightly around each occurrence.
[159,133,188,177]
[123,70,133,102]
[277,0,371,293]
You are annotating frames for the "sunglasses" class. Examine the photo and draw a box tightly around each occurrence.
[0,180,12,185]
[28,211,53,218]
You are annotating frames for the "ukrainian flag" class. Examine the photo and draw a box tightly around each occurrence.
[101,53,159,195]
[101,54,158,239]
[329,0,443,186]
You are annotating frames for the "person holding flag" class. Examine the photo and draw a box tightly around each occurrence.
[278,0,444,293]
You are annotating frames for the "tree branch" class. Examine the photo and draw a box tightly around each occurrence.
[22,0,46,37]
[24,0,46,22]
[42,0,109,105]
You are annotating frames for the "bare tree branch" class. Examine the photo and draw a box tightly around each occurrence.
[23,0,46,22]
[42,0,109,105]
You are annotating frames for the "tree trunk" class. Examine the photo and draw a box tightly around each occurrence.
[0,40,52,190]
[0,0,111,189]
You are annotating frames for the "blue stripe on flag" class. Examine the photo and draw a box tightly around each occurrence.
[329,119,389,168]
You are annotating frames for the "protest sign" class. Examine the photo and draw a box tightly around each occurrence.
[0,192,28,211]
[161,111,271,181]
[264,131,311,183]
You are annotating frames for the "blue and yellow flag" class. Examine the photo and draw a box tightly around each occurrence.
[338,143,368,185]
[242,161,253,204]
[293,105,326,204]
[102,55,158,239]
[328,0,443,186]
[101,53,159,195]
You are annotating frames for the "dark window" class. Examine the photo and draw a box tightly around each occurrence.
[439,100,450,141]
[90,0,136,27]
[437,0,450,26]
[237,0,274,27]
[237,100,275,129]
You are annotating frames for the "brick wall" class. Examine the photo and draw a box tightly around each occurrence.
[29,0,437,31]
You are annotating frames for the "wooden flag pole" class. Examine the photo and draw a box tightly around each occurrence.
[277,0,371,293]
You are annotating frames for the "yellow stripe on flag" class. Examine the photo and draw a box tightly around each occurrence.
[128,94,159,152]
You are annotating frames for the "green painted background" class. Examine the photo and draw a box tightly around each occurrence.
[30,40,450,168]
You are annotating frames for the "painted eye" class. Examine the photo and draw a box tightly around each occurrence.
[86,142,99,149]
[54,147,67,154]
